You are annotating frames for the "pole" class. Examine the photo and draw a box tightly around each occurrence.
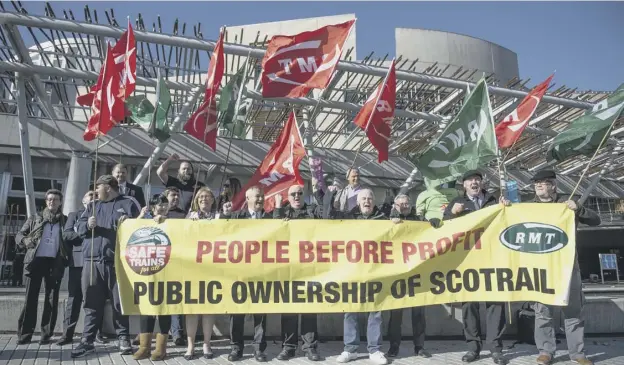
[578,142,623,206]
[15,73,37,217]
[133,86,203,186]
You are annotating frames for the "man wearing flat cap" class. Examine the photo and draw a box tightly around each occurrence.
[530,170,600,365]
[71,175,140,358]
[443,170,510,365]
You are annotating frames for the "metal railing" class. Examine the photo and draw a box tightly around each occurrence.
[0,205,27,287]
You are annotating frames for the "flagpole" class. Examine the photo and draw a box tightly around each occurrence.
[569,117,618,198]
[349,58,393,170]
[146,65,162,199]
[219,50,252,194]
[190,26,225,214]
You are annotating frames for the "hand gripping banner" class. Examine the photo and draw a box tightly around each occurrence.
[116,204,576,315]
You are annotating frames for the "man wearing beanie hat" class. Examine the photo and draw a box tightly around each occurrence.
[530,170,600,365]
[71,175,140,358]
[443,170,510,365]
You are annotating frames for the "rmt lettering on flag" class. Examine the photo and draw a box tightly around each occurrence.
[261,19,355,98]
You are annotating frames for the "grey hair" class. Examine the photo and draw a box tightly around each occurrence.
[246,186,264,196]
[394,194,410,203]
[357,188,375,200]
[345,167,360,179]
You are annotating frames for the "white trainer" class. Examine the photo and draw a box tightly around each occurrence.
[336,351,359,363]
[369,351,388,365]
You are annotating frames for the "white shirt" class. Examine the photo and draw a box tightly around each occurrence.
[468,194,484,209]
[345,185,361,211]
[119,182,127,195]
[248,210,260,219]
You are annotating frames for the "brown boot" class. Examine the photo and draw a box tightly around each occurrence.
[536,354,553,365]
[150,333,168,361]
[132,334,140,346]
[132,333,152,360]
[572,358,594,365]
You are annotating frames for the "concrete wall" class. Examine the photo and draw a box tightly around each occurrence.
[395,28,520,86]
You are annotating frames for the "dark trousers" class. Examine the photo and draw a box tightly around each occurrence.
[281,313,318,350]
[387,307,426,349]
[462,302,506,353]
[17,257,62,341]
[81,261,129,343]
[170,315,185,338]
[140,315,172,334]
[62,267,83,338]
[11,255,24,286]
[230,314,267,352]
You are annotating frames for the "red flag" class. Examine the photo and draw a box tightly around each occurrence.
[77,20,136,106]
[495,74,554,148]
[230,112,306,212]
[261,19,355,98]
[183,90,219,150]
[83,44,126,141]
[183,28,225,151]
[353,59,396,163]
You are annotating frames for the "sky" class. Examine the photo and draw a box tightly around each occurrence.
[19,1,624,91]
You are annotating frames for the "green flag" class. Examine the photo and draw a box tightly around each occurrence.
[218,65,248,138]
[411,78,498,187]
[547,84,624,162]
[126,74,171,142]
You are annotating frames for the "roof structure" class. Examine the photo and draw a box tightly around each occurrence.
[0,2,623,196]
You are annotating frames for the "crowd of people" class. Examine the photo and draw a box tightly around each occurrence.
[14,156,600,365]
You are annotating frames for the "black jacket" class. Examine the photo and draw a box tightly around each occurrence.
[228,209,273,220]
[533,194,601,227]
[77,195,140,263]
[15,213,70,277]
[64,209,88,268]
[121,182,146,208]
[335,205,387,220]
[443,191,498,220]
[273,203,322,220]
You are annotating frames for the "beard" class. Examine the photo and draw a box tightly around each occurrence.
[178,172,193,183]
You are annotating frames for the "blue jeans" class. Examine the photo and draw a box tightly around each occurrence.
[343,312,382,354]
[170,315,184,338]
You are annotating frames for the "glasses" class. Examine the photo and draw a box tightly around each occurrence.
[223,184,230,188]
[46,198,60,202]
[534,180,553,186]
[290,192,304,197]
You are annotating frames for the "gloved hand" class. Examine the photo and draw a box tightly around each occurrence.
[428,218,442,228]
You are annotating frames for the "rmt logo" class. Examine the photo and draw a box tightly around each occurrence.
[499,223,569,254]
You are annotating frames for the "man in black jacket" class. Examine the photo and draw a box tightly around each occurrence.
[530,170,600,365]
[386,194,435,359]
[157,154,205,212]
[15,189,70,345]
[56,190,107,346]
[113,163,145,208]
[222,186,270,362]
[443,170,510,365]
[71,175,140,358]
[273,184,322,361]
[335,189,388,365]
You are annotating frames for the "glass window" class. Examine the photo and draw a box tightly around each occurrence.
[33,179,52,193]
[10,177,24,191]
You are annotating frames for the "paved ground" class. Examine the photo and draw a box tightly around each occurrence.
[0,336,623,365]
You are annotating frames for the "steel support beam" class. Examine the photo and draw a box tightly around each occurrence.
[16,73,36,217]
[579,143,624,205]
[133,86,203,186]
[0,12,595,110]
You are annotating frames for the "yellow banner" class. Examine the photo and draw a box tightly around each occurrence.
[116,204,576,315]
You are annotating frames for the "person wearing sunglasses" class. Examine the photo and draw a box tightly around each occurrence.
[273,184,323,361]
[216,177,242,212]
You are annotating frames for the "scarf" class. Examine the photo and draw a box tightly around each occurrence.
[42,208,62,224]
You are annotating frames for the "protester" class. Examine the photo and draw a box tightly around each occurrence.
[443,170,510,365]
[112,163,145,208]
[56,191,105,346]
[15,189,70,345]
[386,194,436,358]
[530,170,600,365]
[71,175,140,358]
[133,195,171,361]
[156,153,205,212]
[183,187,218,359]
[332,167,363,212]
[273,184,322,361]
[335,189,388,365]
[415,182,459,221]
[160,186,187,345]
[222,186,270,362]
[216,177,242,212]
